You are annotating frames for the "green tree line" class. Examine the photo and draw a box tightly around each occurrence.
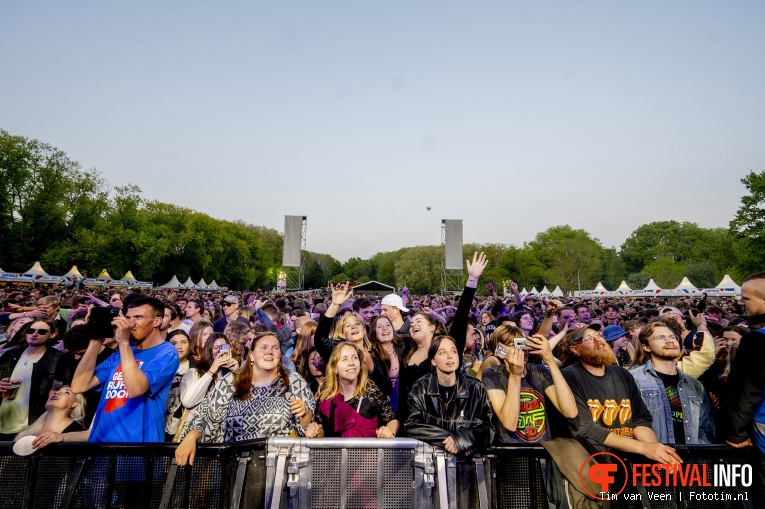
[2,129,763,292]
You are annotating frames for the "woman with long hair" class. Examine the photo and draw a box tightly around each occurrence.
[305,341,398,438]
[368,315,406,410]
[305,348,326,394]
[188,319,214,362]
[396,252,488,424]
[224,320,249,363]
[165,329,195,441]
[15,385,87,448]
[513,310,537,337]
[291,320,318,382]
[175,332,314,464]
[176,334,238,441]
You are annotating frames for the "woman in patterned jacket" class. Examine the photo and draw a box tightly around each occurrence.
[175,331,315,465]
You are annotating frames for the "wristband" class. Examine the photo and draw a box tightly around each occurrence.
[206,371,214,377]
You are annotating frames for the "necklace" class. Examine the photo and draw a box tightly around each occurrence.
[439,384,457,410]
[22,349,43,366]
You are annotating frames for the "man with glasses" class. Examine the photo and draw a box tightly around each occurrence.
[561,323,683,463]
[109,293,124,309]
[629,322,715,444]
[213,295,248,333]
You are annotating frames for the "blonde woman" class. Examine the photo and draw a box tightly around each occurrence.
[15,385,88,448]
[305,341,398,439]
[314,284,374,372]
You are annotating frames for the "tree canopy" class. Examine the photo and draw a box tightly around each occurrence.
[2,129,762,292]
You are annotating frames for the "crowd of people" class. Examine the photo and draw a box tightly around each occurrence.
[1,253,764,505]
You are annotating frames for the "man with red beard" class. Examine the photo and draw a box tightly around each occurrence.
[561,323,683,463]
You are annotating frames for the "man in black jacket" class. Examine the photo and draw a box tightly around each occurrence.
[725,272,765,505]
[0,316,75,440]
[405,335,493,455]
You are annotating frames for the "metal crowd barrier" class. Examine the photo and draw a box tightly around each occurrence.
[0,440,757,509]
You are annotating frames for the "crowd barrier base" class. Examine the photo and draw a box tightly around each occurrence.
[0,440,757,509]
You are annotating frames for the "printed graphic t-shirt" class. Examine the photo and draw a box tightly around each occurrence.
[89,342,179,442]
[482,362,553,443]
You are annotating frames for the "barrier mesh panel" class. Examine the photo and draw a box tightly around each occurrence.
[72,456,109,509]
[310,449,342,508]
[494,455,546,509]
[0,455,28,507]
[149,456,172,508]
[187,456,224,509]
[347,449,377,508]
[33,456,73,508]
[381,449,413,509]
[112,456,149,507]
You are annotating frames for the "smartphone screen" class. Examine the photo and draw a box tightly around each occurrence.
[494,343,509,359]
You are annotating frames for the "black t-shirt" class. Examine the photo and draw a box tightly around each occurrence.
[656,371,686,444]
[562,363,653,451]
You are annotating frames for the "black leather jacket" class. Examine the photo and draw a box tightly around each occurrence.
[405,371,494,454]
[0,346,76,423]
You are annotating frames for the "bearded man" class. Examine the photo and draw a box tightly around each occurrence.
[561,323,682,463]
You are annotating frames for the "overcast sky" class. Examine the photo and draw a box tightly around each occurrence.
[2,1,763,262]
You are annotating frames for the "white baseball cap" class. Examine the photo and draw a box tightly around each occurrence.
[381,294,409,313]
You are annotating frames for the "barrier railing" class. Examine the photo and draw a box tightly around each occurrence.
[0,440,757,509]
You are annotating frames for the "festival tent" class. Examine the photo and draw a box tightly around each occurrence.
[529,287,539,295]
[352,280,395,296]
[25,262,50,277]
[120,271,138,283]
[615,281,633,295]
[592,282,608,294]
[158,275,184,289]
[552,286,564,297]
[673,277,700,295]
[63,266,84,278]
[97,269,113,279]
[182,277,198,289]
[197,278,208,289]
[704,274,742,296]
[520,288,529,296]
[208,280,220,290]
[540,286,551,295]
[642,279,662,294]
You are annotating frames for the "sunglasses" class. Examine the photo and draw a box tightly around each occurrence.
[27,328,51,335]
[221,302,234,307]
[110,298,122,302]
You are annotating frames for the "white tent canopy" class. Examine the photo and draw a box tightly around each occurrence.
[158,275,184,289]
[643,279,662,293]
[552,286,564,297]
[63,265,84,278]
[615,280,632,294]
[182,277,196,288]
[714,274,741,292]
[96,269,113,279]
[208,280,220,289]
[529,287,539,295]
[540,286,551,295]
[593,282,608,293]
[674,277,700,294]
[197,278,208,289]
[24,261,49,276]
[520,287,529,296]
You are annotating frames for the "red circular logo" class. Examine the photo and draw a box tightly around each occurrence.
[579,452,628,500]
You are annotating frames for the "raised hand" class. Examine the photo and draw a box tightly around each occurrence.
[466,252,488,280]
[330,282,353,307]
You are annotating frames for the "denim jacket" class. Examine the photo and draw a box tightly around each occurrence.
[630,360,715,444]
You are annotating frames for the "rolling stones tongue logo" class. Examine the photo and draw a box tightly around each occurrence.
[587,398,632,426]
[104,360,143,413]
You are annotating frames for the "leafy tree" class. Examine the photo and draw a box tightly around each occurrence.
[626,273,649,289]
[394,245,442,294]
[527,226,603,292]
[641,257,685,288]
[730,170,765,274]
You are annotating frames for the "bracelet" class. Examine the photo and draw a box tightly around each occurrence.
[206,371,214,377]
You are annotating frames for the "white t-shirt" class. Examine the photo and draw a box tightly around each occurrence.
[0,350,36,434]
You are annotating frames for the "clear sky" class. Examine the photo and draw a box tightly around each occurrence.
[2,1,763,262]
